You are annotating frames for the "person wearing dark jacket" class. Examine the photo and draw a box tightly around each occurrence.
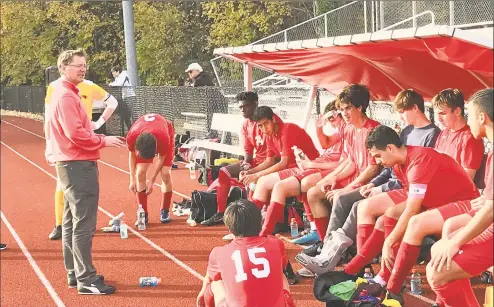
[185,63,214,87]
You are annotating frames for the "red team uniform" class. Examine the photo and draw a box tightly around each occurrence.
[126,114,175,166]
[434,125,484,172]
[242,118,268,167]
[206,236,291,307]
[264,117,319,180]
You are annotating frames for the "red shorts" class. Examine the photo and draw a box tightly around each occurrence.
[136,138,175,167]
[452,226,494,276]
[293,168,323,181]
[277,167,302,180]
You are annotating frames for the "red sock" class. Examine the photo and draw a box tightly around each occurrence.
[259,201,284,236]
[345,228,384,275]
[251,198,266,211]
[377,217,399,281]
[432,279,480,307]
[313,216,329,240]
[137,190,148,213]
[301,193,314,222]
[160,191,173,211]
[357,224,375,251]
[203,283,215,307]
[387,242,421,294]
[216,169,231,213]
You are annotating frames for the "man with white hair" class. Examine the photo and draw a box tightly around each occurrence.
[185,63,214,87]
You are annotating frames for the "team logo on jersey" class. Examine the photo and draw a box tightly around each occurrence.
[255,135,264,147]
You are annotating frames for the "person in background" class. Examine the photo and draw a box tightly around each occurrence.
[109,66,134,130]
[185,63,215,87]
[45,48,124,294]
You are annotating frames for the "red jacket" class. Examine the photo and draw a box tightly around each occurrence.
[44,79,106,162]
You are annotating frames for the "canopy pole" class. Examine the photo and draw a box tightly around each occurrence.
[302,85,318,129]
[244,63,252,91]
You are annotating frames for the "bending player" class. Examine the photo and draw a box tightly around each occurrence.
[196,199,295,307]
[46,78,118,240]
[126,113,175,225]
[426,88,493,307]
[201,91,267,226]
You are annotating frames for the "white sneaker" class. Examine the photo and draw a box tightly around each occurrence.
[222,233,235,241]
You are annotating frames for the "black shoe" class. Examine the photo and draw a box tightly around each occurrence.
[0,243,6,250]
[48,225,62,240]
[201,212,224,226]
[69,274,104,289]
[78,278,115,295]
[302,241,323,257]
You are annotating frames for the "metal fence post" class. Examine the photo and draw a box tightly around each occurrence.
[449,1,455,26]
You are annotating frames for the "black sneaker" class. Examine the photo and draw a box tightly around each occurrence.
[0,243,6,250]
[201,212,224,226]
[68,274,104,289]
[48,225,62,240]
[302,241,323,257]
[78,279,115,295]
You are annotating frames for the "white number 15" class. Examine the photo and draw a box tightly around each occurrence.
[231,248,271,282]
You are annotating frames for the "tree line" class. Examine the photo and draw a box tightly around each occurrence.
[1,1,346,86]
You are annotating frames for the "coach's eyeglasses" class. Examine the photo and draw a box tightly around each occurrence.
[67,64,89,70]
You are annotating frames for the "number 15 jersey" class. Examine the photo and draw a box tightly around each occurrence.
[207,236,288,307]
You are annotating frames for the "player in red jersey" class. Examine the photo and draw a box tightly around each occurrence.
[433,88,484,180]
[196,199,295,307]
[341,126,479,302]
[126,113,175,225]
[258,101,346,241]
[426,88,493,307]
[201,92,268,226]
[302,84,381,249]
[240,106,319,236]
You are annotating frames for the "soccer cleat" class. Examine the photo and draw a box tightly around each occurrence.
[69,274,104,289]
[222,233,235,241]
[171,163,179,169]
[48,225,62,240]
[134,212,149,226]
[296,268,315,278]
[301,241,323,257]
[160,210,171,223]
[0,243,6,251]
[78,279,115,295]
[201,212,224,226]
[292,230,320,245]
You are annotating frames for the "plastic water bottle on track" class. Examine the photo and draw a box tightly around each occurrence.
[120,222,128,239]
[109,212,125,226]
[409,269,422,295]
[290,218,299,238]
[363,268,373,281]
[139,277,161,287]
[137,205,146,231]
[189,161,196,180]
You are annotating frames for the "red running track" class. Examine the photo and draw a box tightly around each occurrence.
[1,116,487,307]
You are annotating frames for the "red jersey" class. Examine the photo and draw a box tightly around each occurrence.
[207,236,288,307]
[470,150,493,244]
[265,117,319,169]
[316,119,347,163]
[434,125,484,170]
[126,114,173,156]
[343,119,380,177]
[241,118,268,166]
[393,146,479,209]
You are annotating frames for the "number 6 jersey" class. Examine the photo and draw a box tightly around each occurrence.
[207,236,288,307]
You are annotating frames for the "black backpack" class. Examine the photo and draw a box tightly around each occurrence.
[190,190,217,223]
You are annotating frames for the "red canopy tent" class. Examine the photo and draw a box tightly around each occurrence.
[214,26,493,101]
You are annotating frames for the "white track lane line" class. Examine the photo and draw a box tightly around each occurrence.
[1,211,66,307]
[1,120,190,200]
[1,141,204,281]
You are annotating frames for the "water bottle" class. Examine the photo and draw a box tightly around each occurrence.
[120,222,128,239]
[101,225,120,233]
[109,212,125,226]
[189,161,196,180]
[137,205,146,231]
[363,268,373,280]
[290,218,299,237]
[260,205,267,224]
[292,146,306,170]
[302,212,310,230]
[139,277,161,287]
[409,269,422,295]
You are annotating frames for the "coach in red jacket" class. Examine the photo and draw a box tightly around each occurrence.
[44,49,124,295]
